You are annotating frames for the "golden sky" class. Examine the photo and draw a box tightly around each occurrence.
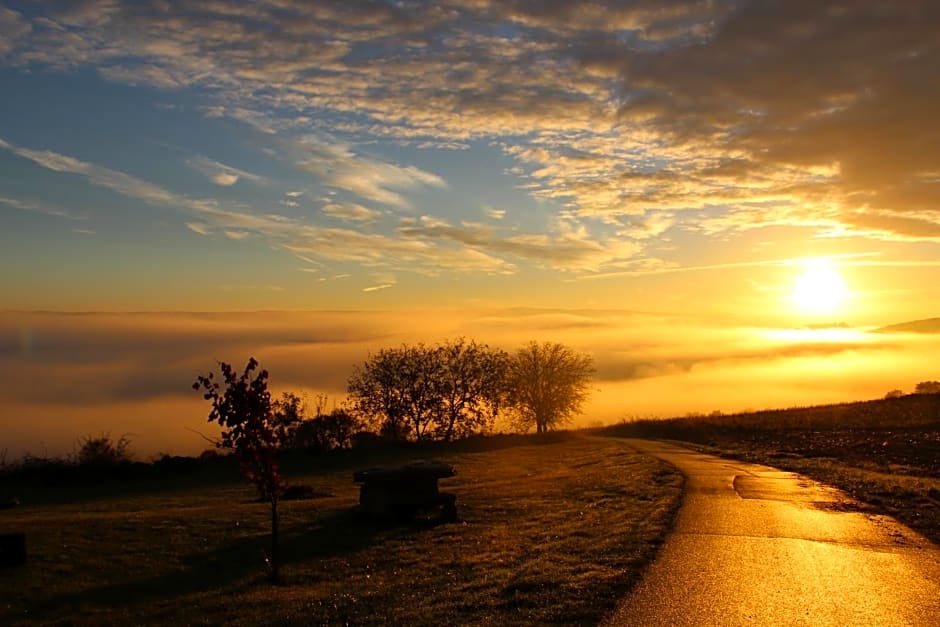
[1,2,939,456]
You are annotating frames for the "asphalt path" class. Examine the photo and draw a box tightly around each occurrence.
[605,439,940,626]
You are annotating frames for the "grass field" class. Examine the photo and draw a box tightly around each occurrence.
[601,393,940,545]
[0,435,682,626]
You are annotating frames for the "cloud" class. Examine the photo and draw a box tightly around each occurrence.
[0,137,522,274]
[363,283,393,293]
[215,284,284,291]
[602,2,940,223]
[98,63,189,89]
[321,201,382,223]
[0,135,178,205]
[0,195,85,221]
[839,210,940,242]
[213,173,239,186]
[5,1,940,267]
[185,222,211,235]
[613,211,677,240]
[295,136,447,209]
[281,223,515,274]
[397,215,637,271]
[483,206,506,220]
[186,155,265,187]
[0,7,31,55]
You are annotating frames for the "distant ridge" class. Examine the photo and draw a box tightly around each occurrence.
[874,317,940,334]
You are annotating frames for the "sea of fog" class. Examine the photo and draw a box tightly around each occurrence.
[2,309,937,460]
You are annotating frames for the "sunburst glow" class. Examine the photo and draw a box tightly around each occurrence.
[790,259,850,316]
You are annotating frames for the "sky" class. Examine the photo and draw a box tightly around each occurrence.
[1,1,939,458]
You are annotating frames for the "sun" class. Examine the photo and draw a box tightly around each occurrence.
[789,259,850,316]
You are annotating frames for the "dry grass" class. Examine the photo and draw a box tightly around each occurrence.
[0,435,681,626]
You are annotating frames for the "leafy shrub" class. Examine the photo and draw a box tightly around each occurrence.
[292,409,361,451]
[74,433,133,467]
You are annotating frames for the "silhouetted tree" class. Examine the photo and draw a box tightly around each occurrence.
[430,338,509,441]
[914,380,940,395]
[506,341,595,434]
[272,392,307,444]
[347,339,509,441]
[348,344,437,441]
[193,358,285,582]
[884,389,904,399]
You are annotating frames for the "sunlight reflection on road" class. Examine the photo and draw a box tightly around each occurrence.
[606,440,940,627]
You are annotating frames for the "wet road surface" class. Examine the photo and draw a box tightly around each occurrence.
[605,439,940,626]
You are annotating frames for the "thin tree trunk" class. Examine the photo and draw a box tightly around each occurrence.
[270,498,280,583]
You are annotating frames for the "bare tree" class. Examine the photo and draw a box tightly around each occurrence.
[506,341,594,434]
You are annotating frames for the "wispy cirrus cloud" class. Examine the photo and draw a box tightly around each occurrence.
[0,195,86,221]
[397,215,638,271]
[0,135,177,205]
[295,136,446,210]
[4,136,619,275]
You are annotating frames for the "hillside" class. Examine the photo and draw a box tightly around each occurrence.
[874,317,940,334]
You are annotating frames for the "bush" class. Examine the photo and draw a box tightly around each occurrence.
[74,434,133,467]
[292,409,361,451]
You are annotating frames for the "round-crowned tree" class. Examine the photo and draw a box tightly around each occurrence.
[506,341,595,434]
[347,339,508,442]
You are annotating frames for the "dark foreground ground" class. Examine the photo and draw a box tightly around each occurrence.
[601,393,940,545]
[0,434,681,626]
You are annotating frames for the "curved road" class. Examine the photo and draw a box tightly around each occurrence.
[606,439,940,626]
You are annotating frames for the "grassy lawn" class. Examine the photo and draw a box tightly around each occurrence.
[601,393,940,545]
[1,435,682,626]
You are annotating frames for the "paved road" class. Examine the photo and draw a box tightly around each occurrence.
[605,439,940,626]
